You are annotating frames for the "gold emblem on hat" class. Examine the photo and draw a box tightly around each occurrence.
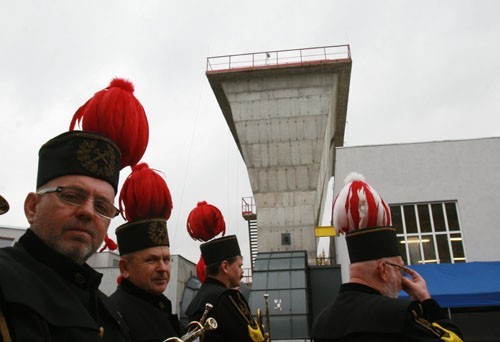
[77,140,117,178]
[148,221,168,245]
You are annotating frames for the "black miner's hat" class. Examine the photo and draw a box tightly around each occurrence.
[200,235,241,265]
[37,131,121,193]
[116,219,169,255]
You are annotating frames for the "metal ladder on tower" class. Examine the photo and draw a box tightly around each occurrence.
[242,197,258,270]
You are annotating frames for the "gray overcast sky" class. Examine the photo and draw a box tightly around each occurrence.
[1,0,499,265]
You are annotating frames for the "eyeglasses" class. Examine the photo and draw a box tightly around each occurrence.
[37,186,119,220]
[385,262,411,277]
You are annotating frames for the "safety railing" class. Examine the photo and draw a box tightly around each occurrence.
[242,196,257,220]
[206,44,350,72]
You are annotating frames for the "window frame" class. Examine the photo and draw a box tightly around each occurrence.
[389,201,466,265]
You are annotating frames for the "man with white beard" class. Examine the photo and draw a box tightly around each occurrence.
[311,173,462,342]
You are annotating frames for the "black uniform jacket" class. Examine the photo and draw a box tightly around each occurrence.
[185,278,257,342]
[109,278,180,341]
[311,283,462,342]
[0,229,130,342]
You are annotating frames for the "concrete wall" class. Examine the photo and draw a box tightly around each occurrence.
[221,71,341,263]
[333,137,500,280]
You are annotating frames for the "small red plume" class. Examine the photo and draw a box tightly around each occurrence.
[69,77,149,169]
[119,163,173,221]
[186,201,225,241]
[196,255,206,283]
[99,234,118,252]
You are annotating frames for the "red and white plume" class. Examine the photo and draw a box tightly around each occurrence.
[70,78,149,169]
[119,163,173,222]
[186,201,226,242]
[332,172,391,234]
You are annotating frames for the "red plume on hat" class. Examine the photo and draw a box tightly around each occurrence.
[196,255,206,283]
[186,201,226,242]
[119,163,173,221]
[332,172,391,234]
[69,78,149,169]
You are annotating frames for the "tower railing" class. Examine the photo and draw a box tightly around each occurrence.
[242,197,258,270]
[206,44,351,72]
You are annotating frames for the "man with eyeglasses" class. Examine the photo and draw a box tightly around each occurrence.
[0,78,149,341]
[312,173,462,342]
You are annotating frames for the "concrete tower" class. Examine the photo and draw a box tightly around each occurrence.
[207,46,352,264]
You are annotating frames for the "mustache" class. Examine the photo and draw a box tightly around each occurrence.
[152,273,169,280]
[63,220,95,237]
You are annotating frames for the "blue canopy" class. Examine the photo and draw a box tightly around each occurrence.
[398,261,500,308]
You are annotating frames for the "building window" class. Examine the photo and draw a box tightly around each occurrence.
[281,233,291,246]
[390,201,465,265]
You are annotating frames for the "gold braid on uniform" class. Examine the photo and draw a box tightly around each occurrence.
[228,292,265,342]
[0,306,12,342]
[411,305,463,342]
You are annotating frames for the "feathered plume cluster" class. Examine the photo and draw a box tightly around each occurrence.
[186,201,226,242]
[186,201,226,282]
[70,78,149,169]
[196,256,206,283]
[119,163,173,222]
[332,172,391,234]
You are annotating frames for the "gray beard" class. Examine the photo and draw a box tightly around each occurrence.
[381,280,400,299]
[51,242,94,264]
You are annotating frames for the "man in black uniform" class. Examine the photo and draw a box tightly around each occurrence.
[0,78,149,342]
[110,217,180,341]
[311,173,463,342]
[186,235,265,342]
[0,131,130,341]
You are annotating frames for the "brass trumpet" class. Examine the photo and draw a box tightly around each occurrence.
[164,303,218,342]
[256,293,272,341]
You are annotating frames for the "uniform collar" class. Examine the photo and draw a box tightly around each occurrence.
[17,229,102,290]
[120,278,172,312]
[340,282,382,295]
[204,277,227,288]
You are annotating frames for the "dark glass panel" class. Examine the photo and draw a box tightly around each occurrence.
[421,235,437,262]
[404,205,417,233]
[436,234,451,263]
[398,237,409,265]
[450,233,465,261]
[445,202,460,231]
[418,204,432,233]
[390,205,404,234]
[408,239,422,265]
[432,203,446,232]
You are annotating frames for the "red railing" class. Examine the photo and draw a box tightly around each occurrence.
[206,44,350,72]
[241,197,256,219]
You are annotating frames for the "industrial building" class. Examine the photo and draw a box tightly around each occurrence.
[332,137,500,341]
[205,45,500,341]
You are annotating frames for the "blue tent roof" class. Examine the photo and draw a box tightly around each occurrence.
[398,261,500,308]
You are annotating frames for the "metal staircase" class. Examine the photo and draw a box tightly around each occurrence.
[242,197,258,270]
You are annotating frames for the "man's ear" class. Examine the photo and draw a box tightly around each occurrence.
[24,192,39,225]
[377,261,390,282]
[119,258,130,278]
[220,260,229,275]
